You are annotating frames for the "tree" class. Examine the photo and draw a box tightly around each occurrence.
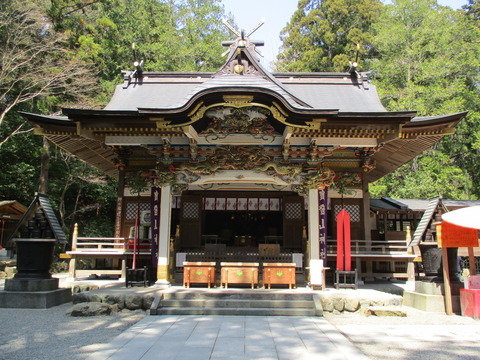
[463,0,480,24]
[47,0,229,99]
[0,0,95,128]
[174,0,231,71]
[276,0,383,72]
[369,0,480,199]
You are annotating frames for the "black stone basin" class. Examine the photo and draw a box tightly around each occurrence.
[419,243,460,282]
[13,238,56,279]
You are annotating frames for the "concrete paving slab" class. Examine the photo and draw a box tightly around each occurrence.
[86,315,369,360]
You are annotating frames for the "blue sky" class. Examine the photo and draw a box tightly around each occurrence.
[221,0,468,70]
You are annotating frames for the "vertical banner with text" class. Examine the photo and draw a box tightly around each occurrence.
[150,187,160,267]
[319,188,328,263]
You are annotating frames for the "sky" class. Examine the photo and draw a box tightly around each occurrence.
[221,0,469,70]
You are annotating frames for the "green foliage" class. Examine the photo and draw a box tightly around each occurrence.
[0,115,41,205]
[370,0,479,115]
[47,0,229,93]
[276,0,383,72]
[1,0,231,240]
[370,152,474,199]
[369,0,480,199]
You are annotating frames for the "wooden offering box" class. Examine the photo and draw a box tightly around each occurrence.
[183,262,216,288]
[263,263,296,289]
[220,262,259,289]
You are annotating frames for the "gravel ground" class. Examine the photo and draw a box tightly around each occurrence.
[0,303,147,360]
[325,308,480,360]
[0,303,479,360]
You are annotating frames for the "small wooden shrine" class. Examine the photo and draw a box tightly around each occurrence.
[20,24,466,286]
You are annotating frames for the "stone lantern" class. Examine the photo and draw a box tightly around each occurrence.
[0,193,71,308]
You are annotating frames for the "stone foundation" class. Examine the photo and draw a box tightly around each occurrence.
[318,290,403,313]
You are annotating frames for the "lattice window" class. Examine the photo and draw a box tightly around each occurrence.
[183,202,200,220]
[334,204,361,222]
[125,202,150,220]
[285,202,302,220]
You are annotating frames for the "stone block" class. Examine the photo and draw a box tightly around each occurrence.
[142,295,154,310]
[0,288,71,309]
[102,294,126,310]
[403,290,461,313]
[344,297,360,312]
[5,267,16,278]
[125,295,143,310]
[363,306,407,317]
[72,292,90,304]
[5,278,60,292]
[415,280,463,296]
[320,296,333,312]
[333,297,345,312]
[68,302,113,316]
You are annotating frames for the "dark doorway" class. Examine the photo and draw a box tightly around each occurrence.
[203,211,283,247]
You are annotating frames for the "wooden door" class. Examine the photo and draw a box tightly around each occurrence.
[180,195,202,248]
[331,198,364,240]
[283,195,305,250]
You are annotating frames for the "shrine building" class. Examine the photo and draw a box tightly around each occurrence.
[20,28,466,286]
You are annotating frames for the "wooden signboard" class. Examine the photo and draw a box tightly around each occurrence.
[437,222,479,248]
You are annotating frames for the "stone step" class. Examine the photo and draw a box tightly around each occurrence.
[160,299,315,309]
[155,307,317,316]
[151,290,321,316]
[162,291,313,301]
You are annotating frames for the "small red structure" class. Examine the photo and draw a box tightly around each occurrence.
[460,289,480,319]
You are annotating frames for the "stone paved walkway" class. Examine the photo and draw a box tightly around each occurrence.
[86,315,369,360]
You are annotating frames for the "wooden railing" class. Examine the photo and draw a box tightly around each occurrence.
[72,237,127,252]
[327,239,410,255]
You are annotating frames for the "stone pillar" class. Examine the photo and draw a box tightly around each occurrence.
[308,189,320,262]
[156,185,172,287]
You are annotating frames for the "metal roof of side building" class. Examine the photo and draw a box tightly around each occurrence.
[371,197,480,212]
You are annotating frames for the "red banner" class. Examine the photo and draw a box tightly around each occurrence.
[336,209,352,271]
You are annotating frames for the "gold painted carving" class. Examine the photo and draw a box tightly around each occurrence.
[188,102,208,122]
[305,118,327,130]
[223,95,254,107]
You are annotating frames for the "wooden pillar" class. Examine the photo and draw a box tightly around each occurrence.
[308,189,320,261]
[468,247,477,275]
[362,178,371,242]
[67,223,78,280]
[114,168,126,238]
[156,185,172,287]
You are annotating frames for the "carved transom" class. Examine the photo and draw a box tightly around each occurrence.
[201,107,278,135]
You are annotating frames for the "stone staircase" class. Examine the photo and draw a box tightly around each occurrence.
[150,289,323,316]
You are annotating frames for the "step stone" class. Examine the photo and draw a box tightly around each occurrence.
[161,291,313,301]
[156,307,317,316]
[160,299,315,309]
[152,290,321,316]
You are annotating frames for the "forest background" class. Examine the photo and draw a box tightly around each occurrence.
[0,0,479,239]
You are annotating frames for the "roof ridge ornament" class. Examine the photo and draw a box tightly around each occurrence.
[221,18,265,59]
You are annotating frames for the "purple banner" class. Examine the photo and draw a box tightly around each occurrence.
[150,187,160,268]
[319,188,328,262]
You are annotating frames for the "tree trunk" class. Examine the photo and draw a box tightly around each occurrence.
[38,136,50,194]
